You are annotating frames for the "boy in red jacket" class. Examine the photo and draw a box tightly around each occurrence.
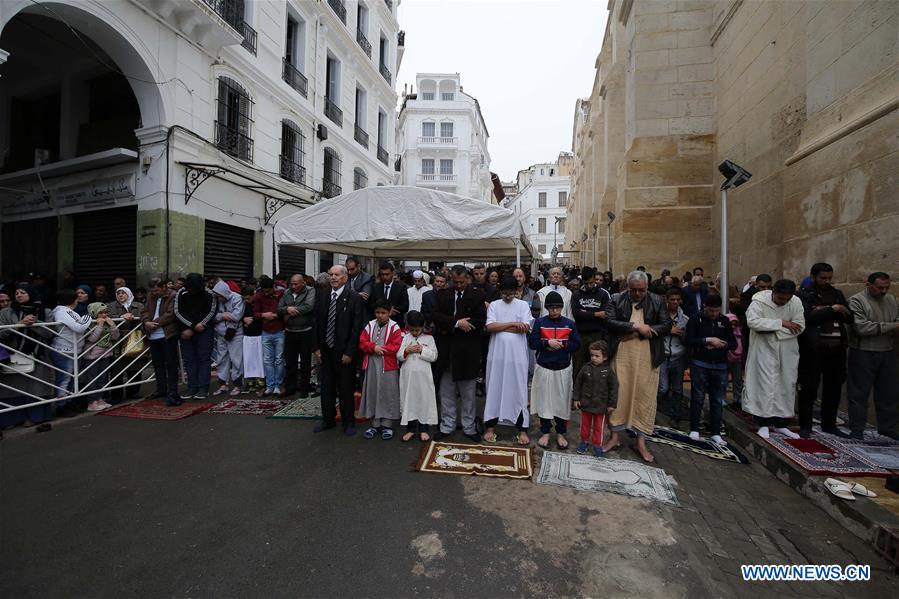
[359,299,403,440]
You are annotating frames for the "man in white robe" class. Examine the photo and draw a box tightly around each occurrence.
[407,270,432,313]
[484,277,534,445]
[743,279,806,439]
[536,266,573,320]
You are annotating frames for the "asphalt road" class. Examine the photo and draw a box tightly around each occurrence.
[1,403,896,598]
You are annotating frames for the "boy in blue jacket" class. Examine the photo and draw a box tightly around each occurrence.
[529,291,582,450]
[685,294,737,444]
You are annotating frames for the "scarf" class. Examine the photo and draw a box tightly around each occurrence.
[12,283,43,319]
[117,286,135,310]
[88,302,114,349]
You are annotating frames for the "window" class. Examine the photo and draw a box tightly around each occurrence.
[376,109,388,164]
[422,122,435,138]
[353,167,368,190]
[215,76,254,161]
[421,92,434,100]
[323,148,342,198]
[538,192,547,208]
[558,218,566,234]
[354,86,368,148]
[279,120,305,184]
[378,34,391,83]
[538,218,547,234]
[439,159,453,175]
[421,159,435,174]
[283,16,307,96]
[540,168,544,175]
[325,54,342,125]
[558,191,568,207]
[441,92,454,101]
[440,121,453,139]
[538,244,547,255]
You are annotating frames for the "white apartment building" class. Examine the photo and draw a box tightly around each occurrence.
[0,0,402,284]
[504,153,572,263]
[396,73,492,202]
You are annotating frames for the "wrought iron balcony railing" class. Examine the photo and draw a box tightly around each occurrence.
[282,59,308,97]
[279,155,305,185]
[328,0,347,24]
[354,125,369,149]
[377,145,389,165]
[324,98,343,126]
[323,180,342,198]
[379,62,392,84]
[214,121,253,161]
[356,29,372,58]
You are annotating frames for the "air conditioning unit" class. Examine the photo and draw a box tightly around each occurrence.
[317,124,328,141]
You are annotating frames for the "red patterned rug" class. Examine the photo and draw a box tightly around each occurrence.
[101,399,213,421]
[764,433,891,477]
[206,399,288,415]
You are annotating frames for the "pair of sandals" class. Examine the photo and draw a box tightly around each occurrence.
[363,427,393,440]
[537,434,568,450]
[824,478,877,501]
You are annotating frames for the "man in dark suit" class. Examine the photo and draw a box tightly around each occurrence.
[371,261,409,327]
[346,257,374,319]
[313,265,364,436]
[432,265,487,442]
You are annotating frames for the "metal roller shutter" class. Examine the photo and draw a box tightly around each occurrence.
[318,251,334,275]
[277,245,306,277]
[73,206,136,287]
[204,220,254,279]
[2,216,58,284]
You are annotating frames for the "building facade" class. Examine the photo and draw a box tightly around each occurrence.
[0,0,403,286]
[504,153,572,263]
[396,73,493,201]
[566,0,898,292]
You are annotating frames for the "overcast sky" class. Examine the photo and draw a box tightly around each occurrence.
[396,0,609,181]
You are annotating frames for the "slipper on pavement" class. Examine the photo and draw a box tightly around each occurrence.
[824,478,856,501]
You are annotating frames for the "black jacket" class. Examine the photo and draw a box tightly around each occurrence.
[173,274,217,330]
[797,284,853,350]
[605,292,672,368]
[312,286,364,358]
[372,280,409,327]
[431,286,487,381]
[573,362,619,413]
[684,312,737,365]
[571,285,612,334]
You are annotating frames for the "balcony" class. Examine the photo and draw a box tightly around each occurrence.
[398,30,405,47]
[324,98,343,126]
[150,0,243,52]
[377,145,389,165]
[322,180,342,199]
[328,0,347,24]
[417,136,457,147]
[378,62,392,85]
[354,125,369,149]
[417,173,457,185]
[282,59,308,97]
[279,155,305,185]
[356,29,372,58]
[214,121,253,161]
[240,20,257,55]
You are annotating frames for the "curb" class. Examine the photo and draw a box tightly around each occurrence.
[723,408,899,569]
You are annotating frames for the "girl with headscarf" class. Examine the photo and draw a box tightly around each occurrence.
[0,283,55,427]
[75,285,92,316]
[107,286,146,401]
[82,302,120,412]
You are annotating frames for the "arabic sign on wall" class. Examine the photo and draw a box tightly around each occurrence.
[2,174,135,216]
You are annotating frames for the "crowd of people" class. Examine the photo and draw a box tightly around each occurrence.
[1,261,896,461]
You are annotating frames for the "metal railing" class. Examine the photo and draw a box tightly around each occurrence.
[282,58,308,97]
[0,318,153,415]
[279,155,306,184]
[356,29,372,57]
[240,21,257,54]
[324,98,343,126]
[417,173,457,183]
[379,62,392,84]
[322,180,342,198]
[398,30,405,46]
[377,145,389,165]
[328,0,347,24]
[354,124,369,149]
[417,136,457,145]
[215,120,254,161]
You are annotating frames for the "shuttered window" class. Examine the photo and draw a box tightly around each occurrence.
[278,245,306,277]
[204,220,254,279]
[215,76,254,161]
[73,206,136,287]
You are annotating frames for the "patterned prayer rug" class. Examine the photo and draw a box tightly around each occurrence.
[269,396,322,419]
[100,399,213,421]
[647,426,749,465]
[417,442,533,479]
[764,434,892,477]
[206,399,288,416]
[536,452,679,506]
[335,391,369,423]
[813,427,899,471]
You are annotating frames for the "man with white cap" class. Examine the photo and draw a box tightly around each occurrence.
[407,270,432,313]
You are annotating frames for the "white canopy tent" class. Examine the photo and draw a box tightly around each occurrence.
[275,186,534,264]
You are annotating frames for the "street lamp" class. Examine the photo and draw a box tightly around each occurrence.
[606,211,615,272]
[717,160,752,314]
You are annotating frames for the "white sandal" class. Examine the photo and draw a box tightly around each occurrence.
[824,478,855,501]
[848,482,877,498]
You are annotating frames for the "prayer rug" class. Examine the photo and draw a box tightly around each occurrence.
[335,391,369,423]
[536,452,679,506]
[814,427,899,471]
[417,442,533,479]
[206,399,288,415]
[100,399,213,421]
[764,434,891,477]
[269,396,322,419]
[647,426,749,465]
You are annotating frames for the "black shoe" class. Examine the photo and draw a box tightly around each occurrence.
[821,427,850,438]
[313,423,336,433]
[433,431,450,441]
[878,430,899,442]
[799,428,812,439]
[464,432,482,443]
